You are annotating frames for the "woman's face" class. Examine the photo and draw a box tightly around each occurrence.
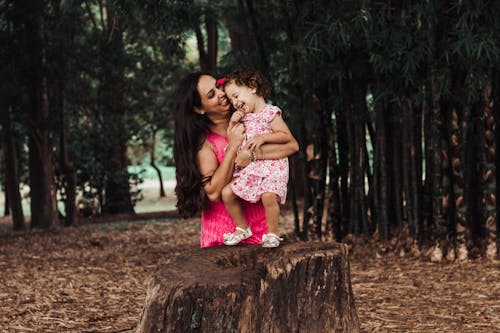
[196,75,231,117]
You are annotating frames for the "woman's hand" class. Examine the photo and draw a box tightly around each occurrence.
[235,149,253,168]
[227,123,245,151]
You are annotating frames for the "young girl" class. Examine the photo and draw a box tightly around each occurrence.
[220,68,293,248]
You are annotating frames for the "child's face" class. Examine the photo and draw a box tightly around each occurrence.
[224,81,258,114]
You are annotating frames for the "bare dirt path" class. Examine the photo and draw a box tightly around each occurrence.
[0,216,498,332]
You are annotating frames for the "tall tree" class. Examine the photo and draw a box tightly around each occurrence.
[20,0,58,228]
[0,106,25,230]
[194,8,218,72]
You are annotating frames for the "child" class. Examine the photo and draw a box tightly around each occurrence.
[220,68,293,248]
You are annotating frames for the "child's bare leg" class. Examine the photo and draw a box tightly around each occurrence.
[261,192,280,235]
[221,182,249,233]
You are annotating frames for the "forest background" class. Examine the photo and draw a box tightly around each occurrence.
[1,0,499,262]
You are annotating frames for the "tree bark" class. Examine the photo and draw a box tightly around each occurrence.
[195,12,218,72]
[150,130,165,198]
[4,188,9,216]
[58,86,77,227]
[23,0,58,229]
[335,95,350,238]
[483,100,496,259]
[194,22,208,71]
[388,104,404,231]
[374,101,389,241]
[100,4,134,215]
[205,14,218,73]
[492,67,500,258]
[136,242,360,333]
[245,0,270,76]
[1,106,25,230]
[413,99,424,241]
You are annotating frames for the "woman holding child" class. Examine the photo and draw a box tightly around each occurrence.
[174,70,298,247]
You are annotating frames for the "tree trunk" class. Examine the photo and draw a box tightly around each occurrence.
[195,12,218,72]
[245,0,270,76]
[24,0,58,229]
[150,130,166,198]
[136,242,360,333]
[483,101,496,259]
[325,85,342,240]
[205,14,218,73]
[429,75,447,258]
[388,104,404,231]
[100,5,134,215]
[422,90,433,243]
[1,106,25,230]
[344,81,357,235]
[401,101,410,224]
[450,104,468,259]
[289,156,301,236]
[309,90,329,239]
[353,81,369,235]
[440,98,455,261]
[491,67,500,258]
[58,81,77,226]
[194,22,208,71]
[413,99,424,241]
[374,101,389,241]
[4,188,9,216]
[335,97,350,238]
[300,126,316,240]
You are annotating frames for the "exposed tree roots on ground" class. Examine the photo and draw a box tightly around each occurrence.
[0,214,498,333]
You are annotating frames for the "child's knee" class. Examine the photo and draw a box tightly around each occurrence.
[261,193,279,207]
[221,184,236,203]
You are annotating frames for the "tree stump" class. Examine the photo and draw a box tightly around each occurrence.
[136,241,360,333]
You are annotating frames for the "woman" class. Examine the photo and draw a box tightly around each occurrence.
[174,72,299,247]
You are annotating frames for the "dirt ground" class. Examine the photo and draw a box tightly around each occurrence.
[0,213,498,333]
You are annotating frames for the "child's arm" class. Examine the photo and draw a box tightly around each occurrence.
[246,115,294,152]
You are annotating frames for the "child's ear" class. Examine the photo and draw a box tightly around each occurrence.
[249,78,258,94]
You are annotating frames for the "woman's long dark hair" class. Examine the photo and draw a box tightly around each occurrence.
[174,72,212,217]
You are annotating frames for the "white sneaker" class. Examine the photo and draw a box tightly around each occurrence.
[262,233,283,248]
[223,227,253,246]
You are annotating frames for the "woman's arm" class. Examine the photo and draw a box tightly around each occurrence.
[197,123,245,202]
[235,127,299,168]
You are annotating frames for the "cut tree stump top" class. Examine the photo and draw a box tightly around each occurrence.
[137,241,360,333]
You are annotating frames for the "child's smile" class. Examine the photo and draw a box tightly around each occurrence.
[225,82,258,114]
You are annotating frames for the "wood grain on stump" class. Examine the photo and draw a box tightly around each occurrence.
[136,241,360,333]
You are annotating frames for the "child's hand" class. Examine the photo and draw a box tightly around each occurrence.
[235,149,252,168]
[229,110,245,126]
[227,123,245,150]
[246,135,265,152]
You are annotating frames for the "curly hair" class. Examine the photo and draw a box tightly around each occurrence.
[225,68,272,100]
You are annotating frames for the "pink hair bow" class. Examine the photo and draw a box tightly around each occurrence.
[217,77,227,86]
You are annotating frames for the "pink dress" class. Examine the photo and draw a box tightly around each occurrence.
[232,105,289,204]
[200,131,268,247]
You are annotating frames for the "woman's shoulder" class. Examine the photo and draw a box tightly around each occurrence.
[199,137,215,152]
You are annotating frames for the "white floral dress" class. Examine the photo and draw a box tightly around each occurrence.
[232,105,289,204]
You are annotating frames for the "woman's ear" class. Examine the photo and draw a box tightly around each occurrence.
[193,106,205,115]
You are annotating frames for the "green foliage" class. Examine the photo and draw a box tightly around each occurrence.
[1,0,499,251]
